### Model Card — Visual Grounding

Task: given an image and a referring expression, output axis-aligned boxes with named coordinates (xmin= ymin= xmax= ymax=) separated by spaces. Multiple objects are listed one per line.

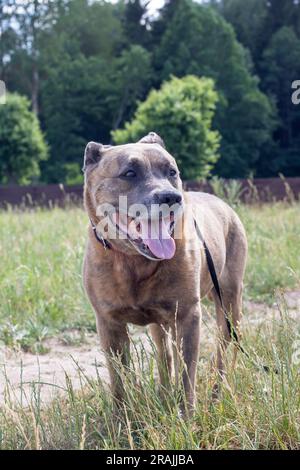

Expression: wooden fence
xmin=0 ymin=178 xmax=299 ymax=208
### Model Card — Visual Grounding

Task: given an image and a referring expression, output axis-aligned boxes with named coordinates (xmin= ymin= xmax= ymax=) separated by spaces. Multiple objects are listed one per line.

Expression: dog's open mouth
xmin=110 ymin=212 xmax=176 ymax=261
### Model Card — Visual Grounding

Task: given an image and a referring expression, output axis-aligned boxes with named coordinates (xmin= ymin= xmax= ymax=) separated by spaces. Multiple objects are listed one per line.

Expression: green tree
xmin=215 ymin=0 xmax=300 ymax=68
xmin=0 ymin=1 xmax=18 ymax=81
xmin=112 ymin=75 xmax=220 ymax=180
xmin=259 ymin=27 xmax=300 ymax=176
xmin=214 ymin=0 xmax=300 ymax=176
xmin=123 ymin=0 xmax=150 ymax=47
xmin=112 ymin=45 xmax=153 ymax=131
xmin=39 ymin=0 xmax=153 ymax=182
xmin=3 ymin=0 xmax=67 ymax=115
xmin=41 ymin=56 xmax=116 ymax=182
xmin=215 ymin=0 xmax=268 ymax=67
xmin=266 ymin=0 xmax=298 ymax=36
xmin=42 ymin=0 xmax=124 ymax=61
xmin=153 ymin=0 xmax=275 ymax=177
xmin=150 ymin=0 xmax=181 ymax=51
xmin=0 ymin=93 xmax=48 ymax=183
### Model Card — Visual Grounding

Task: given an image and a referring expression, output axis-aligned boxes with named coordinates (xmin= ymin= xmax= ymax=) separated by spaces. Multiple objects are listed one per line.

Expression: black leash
xmin=202 ymin=238 xmax=241 ymax=346
xmin=194 ymin=219 xmax=276 ymax=375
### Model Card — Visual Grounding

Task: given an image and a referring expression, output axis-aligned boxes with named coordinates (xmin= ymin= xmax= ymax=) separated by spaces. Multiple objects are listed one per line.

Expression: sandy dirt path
xmin=1 ymin=290 xmax=299 ymax=406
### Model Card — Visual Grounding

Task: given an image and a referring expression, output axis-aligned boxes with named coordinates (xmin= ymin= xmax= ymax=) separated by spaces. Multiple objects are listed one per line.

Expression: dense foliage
xmin=216 ymin=0 xmax=300 ymax=177
xmin=0 ymin=0 xmax=299 ymax=183
xmin=0 ymin=93 xmax=48 ymax=184
xmin=113 ymin=75 xmax=220 ymax=179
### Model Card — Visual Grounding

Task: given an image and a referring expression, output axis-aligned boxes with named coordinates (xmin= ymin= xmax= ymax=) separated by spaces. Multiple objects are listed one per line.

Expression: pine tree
xmin=123 ymin=0 xmax=150 ymax=47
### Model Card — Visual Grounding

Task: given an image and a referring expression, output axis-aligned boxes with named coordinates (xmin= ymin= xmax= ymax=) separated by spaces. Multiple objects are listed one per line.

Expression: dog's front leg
xmin=175 ymin=306 xmax=201 ymax=415
xmin=96 ymin=315 xmax=130 ymax=403
xmin=150 ymin=323 xmax=172 ymax=388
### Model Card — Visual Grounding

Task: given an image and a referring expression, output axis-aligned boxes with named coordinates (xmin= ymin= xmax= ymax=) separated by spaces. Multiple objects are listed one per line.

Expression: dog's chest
xmin=107 ymin=259 xmax=177 ymax=325
xmin=110 ymin=301 xmax=175 ymax=326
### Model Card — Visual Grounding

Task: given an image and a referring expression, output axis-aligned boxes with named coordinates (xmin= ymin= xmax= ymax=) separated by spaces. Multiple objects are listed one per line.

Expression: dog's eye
xmin=121 ymin=169 xmax=136 ymax=178
xmin=169 ymin=168 xmax=177 ymax=177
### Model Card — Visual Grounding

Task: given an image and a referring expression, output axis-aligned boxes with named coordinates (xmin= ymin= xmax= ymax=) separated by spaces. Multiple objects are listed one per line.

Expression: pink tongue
xmin=140 ymin=218 xmax=176 ymax=260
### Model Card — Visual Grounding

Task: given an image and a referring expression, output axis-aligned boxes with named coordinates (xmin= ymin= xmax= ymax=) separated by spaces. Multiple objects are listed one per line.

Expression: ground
xmin=0 ymin=202 xmax=299 ymax=449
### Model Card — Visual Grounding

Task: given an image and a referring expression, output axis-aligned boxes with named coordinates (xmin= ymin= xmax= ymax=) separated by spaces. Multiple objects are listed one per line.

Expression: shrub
xmin=0 ymin=93 xmax=48 ymax=184
xmin=112 ymin=75 xmax=220 ymax=180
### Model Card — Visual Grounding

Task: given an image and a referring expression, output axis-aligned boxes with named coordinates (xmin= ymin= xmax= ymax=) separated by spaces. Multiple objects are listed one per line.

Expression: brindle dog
xmin=82 ymin=132 xmax=247 ymax=414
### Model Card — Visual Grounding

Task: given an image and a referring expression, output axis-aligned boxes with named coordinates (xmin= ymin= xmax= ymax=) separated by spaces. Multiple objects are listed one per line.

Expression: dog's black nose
xmin=154 ymin=191 xmax=182 ymax=206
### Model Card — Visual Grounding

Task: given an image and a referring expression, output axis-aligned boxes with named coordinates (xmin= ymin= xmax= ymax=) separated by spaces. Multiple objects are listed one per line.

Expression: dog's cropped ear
xmin=82 ymin=142 xmax=105 ymax=172
xmin=138 ymin=132 xmax=166 ymax=149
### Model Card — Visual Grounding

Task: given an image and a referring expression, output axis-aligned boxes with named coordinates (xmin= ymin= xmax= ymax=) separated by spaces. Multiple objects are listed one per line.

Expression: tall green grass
xmin=239 ymin=203 xmax=300 ymax=301
xmin=0 ymin=207 xmax=94 ymax=351
xmin=0 ymin=301 xmax=300 ymax=449
xmin=0 ymin=202 xmax=299 ymax=449
xmin=0 ymin=203 xmax=299 ymax=350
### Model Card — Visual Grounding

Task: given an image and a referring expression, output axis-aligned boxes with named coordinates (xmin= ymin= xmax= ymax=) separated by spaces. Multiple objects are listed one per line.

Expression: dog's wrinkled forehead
xmin=103 ymin=143 xmax=174 ymax=167
xmin=83 ymin=132 xmax=176 ymax=176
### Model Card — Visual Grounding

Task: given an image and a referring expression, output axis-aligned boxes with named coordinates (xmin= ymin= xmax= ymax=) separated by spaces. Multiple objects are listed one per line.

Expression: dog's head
xmin=83 ymin=133 xmax=184 ymax=261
